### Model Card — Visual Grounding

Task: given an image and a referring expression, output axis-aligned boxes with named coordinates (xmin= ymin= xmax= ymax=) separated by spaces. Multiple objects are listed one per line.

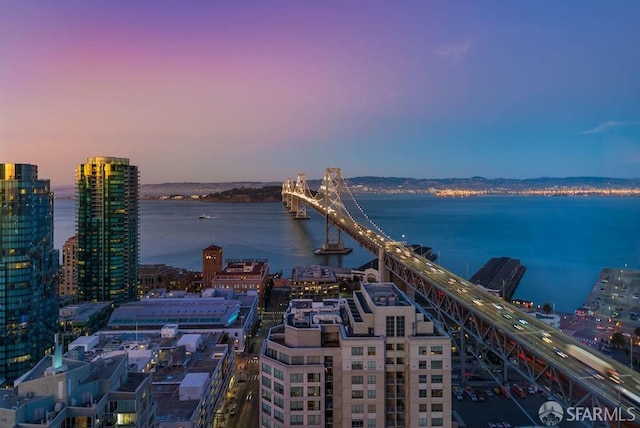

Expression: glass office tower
xmin=76 ymin=156 xmax=139 ymax=306
xmin=0 ymin=164 xmax=58 ymax=384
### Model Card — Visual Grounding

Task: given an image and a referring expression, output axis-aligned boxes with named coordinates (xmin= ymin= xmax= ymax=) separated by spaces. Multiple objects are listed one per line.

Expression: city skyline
xmin=2 ymin=1 xmax=640 ymax=185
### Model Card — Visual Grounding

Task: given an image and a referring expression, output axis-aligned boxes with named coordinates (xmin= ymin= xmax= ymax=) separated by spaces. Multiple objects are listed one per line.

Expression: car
xmin=246 ymin=392 xmax=253 ymax=401
xmin=230 ymin=408 xmax=236 ymax=416
xmin=553 ymin=348 xmax=568 ymax=358
xmin=513 ymin=324 xmax=524 ymax=331
xmin=502 ymin=312 xmax=512 ymax=319
xmin=518 ymin=319 xmax=528 ymax=325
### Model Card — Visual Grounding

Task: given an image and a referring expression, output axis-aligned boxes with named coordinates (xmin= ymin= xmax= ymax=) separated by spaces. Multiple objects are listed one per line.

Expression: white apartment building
xmin=260 ymin=283 xmax=452 ymax=428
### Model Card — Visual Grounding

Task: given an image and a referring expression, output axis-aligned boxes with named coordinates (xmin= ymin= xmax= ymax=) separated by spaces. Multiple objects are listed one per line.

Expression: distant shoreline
xmin=52 ymin=176 xmax=640 ymax=200
xmin=54 ymin=187 xmax=640 ymax=201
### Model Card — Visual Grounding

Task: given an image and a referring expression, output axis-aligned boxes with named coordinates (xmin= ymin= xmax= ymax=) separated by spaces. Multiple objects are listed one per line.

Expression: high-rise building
xmin=59 ymin=235 xmax=78 ymax=297
xmin=261 ymin=283 xmax=452 ymax=428
xmin=76 ymin=156 xmax=139 ymax=305
xmin=0 ymin=164 xmax=58 ymax=384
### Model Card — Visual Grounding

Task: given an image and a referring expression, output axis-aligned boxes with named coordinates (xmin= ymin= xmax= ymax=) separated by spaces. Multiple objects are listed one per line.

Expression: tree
xmin=634 ymin=326 xmax=640 ymax=339
xmin=542 ymin=303 xmax=553 ymax=315
xmin=611 ymin=332 xmax=626 ymax=349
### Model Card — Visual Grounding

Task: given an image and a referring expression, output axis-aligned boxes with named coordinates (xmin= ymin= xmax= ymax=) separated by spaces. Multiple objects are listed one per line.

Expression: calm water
xmin=54 ymin=194 xmax=640 ymax=312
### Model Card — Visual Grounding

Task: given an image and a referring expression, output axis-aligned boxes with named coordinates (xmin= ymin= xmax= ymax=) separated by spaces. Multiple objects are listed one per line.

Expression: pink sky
xmin=2 ymin=1 xmax=639 ymax=184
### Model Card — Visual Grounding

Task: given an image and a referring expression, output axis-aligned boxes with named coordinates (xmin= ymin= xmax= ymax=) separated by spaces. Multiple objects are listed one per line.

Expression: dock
xmin=468 ymin=257 xmax=526 ymax=300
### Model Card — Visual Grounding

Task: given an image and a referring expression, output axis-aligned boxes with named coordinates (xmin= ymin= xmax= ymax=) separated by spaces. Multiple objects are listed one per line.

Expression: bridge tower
xmin=281 ymin=178 xmax=294 ymax=209
xmin=315 ymin=167 xmax=352 ymax=255
xmin=290 ymin=173 xmax=310 ymax=219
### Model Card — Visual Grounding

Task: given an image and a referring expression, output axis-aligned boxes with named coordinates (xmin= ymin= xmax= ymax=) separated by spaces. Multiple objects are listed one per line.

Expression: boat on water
xmin=199 ymin=214 xmax=212 ymax=219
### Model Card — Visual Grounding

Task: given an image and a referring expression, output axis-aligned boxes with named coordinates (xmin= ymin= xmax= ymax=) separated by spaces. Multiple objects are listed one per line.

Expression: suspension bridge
xmin=282 ymin=167 xmax=640 ymax=420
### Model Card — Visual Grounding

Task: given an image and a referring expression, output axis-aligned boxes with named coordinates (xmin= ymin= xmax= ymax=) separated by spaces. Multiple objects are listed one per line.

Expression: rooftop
xmin=363 ymin=283 xmax=411 ymax=307
xmin=107 ymin=295 xmax=254 ymax=329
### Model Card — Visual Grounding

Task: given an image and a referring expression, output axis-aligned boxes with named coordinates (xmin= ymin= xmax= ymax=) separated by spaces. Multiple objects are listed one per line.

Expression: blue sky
xmin=1 ymin=1 xmax=639 ymax=184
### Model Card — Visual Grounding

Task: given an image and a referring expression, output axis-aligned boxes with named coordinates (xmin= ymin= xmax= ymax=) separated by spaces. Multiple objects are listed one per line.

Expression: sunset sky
xmin=2 ymin=1 xmax=639 ymax=185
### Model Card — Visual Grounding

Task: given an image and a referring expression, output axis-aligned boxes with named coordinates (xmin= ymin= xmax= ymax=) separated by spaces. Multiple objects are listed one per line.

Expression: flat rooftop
xmin=107 ymin=297 xmax=250 ymax=329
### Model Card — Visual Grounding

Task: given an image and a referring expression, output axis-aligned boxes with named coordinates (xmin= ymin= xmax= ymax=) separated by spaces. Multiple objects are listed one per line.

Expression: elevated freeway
xmin=282 ymin=168 xmax=640 ymax=421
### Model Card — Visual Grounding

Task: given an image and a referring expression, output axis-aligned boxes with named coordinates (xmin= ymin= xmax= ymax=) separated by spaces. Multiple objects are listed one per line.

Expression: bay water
xmin=53 ymin=194 xmax=640 ymax=313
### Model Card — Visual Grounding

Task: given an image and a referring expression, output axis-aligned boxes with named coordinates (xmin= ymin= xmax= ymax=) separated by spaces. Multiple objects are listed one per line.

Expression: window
xmin=262 ymin=363 xmax=272 ymax=374
xmin=274 ymin=395 xmax=284 ymax=409
xmin=432 ymin=418 xmax=444 ymax=426
xmin=290 ymin=415 xmax=304 ymax=425
xmin=352 ymin=347 xmax=364 ymax=356
xmin=367 ymin=347 xmax=376 ymax=356
xmin=367 ymin=419 xmax=376 ymax=428
xmin=262 ymin=389 xmax=272 ymax=402
xmin=419 ymin=389 xmax=427 ymax=398
xmin=292 ymin=355 xmax=304 ymax=365
xmin=367 ymin=361 xmax=376 ymax=370
xmin=290 ymin=386 xmax=303 ymax=397
xmin=308 ymin=372 xmax=320 ymax=382
xmin=419 ymin=403 xmax=427 ymax=412
xmin=386 ymin=317 xmax=395 ymax=337
xmin=430 ymin=345 xmax=443 ymax=355
xmin=352 ymin=375 xmax=364 ymax=385
xmin=352 ymin=404 xmax=364 ymax=414
xmin=262 ymin=402 xmax=272 ymax=416
xmin=367 ymin=390 xmax=376 ymax=399
xmin=396 ymin=357 xmax=404 ymax=364
xmin=431 ymin=360 xmax=443 ymax=369
xmin=367 ymin=404 xmax=376 ymax=413
xmin=274 ymin=382 xmax=284 ymax=394
xmin=308 ymin=415 xmax=321 ymax=426
xmin=419 ymin=418 xmax=428 ymax=427
xmin=432 ymin=403 xmax=443 ymax=412
xmin=274 ymin=368 xmax=284 ymax=380
xmin=352 ymin=421 xmax=364 ymax=428
xmin=308 ymin=400 xmax=320 ymax=411
xmin=386 ymin=343 xmax=394 ymax=351
xmin=396 ymin=316 xmax=405 ymax=336
xmin=290 ymin=373 xmax=303 ymax=383
xmin=418 ymin=346 xmax=427 ymax=355
xmin=308 ymin=355 xmax=321 ymax=364
xmin=290 ymin=401 xmax=303 ymax=411
xmin=396 ymin=343 xmax=404 ymax=351
xmin=419 ymin=374 xmax=427 ymax=383
xmin=431 ymin=374 xmax=443 ymax=384
xmin=308 ymin=386 xmax=320 ymax=397
xmin=367 ymin=375 xmax=376 ymax=384
xmin=274 ymin=409 xmax=284 ymax=423
xmin=352 ymin=390 xmax=364 ymax=399
xmin=431 ymin=389 xmax=444 ymax=398
xmin=352 ymin=361 xmax=363 ymax=370
xmin=262 ymin=377 xmax=272 ymax=388
xmin=419 ymin=361 xmax=427 ymax=370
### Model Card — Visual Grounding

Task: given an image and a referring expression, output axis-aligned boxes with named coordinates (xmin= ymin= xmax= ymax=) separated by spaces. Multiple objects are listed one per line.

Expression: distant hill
xmin=52 ymin=176 xmax=640 ymax=199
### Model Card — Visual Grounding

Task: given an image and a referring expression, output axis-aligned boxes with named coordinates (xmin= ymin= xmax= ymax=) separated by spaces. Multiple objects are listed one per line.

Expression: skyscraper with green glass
xmin=76 ymin=156 xmax=139 ymax=306
xmin=0 ymin=164 xmax=58 ymax=384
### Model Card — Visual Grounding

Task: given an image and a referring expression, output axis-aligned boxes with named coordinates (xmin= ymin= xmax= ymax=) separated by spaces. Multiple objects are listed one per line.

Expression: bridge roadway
xmin=283 ymin=185 xmax=640 ymax=419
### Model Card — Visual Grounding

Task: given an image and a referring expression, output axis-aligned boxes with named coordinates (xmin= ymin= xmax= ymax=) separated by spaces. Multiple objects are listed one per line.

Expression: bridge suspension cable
xmin=340 ymin=177 xmax=393 ymax=241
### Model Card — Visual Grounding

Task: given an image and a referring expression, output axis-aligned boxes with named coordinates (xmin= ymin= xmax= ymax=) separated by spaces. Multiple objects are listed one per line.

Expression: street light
xmin=622 ymin=332 xmax=633 ymax=369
